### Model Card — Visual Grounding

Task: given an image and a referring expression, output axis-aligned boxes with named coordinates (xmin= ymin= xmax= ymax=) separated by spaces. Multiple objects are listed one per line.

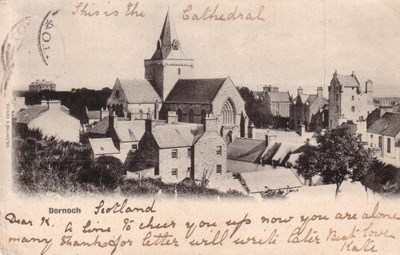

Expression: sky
xmin=3 ymin=0 xmax=400 ymax=97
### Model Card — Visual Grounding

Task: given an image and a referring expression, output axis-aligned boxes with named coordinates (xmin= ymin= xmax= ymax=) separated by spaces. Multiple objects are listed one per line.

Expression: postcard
xmin=1 ymin=0 xmax=400 ymax=254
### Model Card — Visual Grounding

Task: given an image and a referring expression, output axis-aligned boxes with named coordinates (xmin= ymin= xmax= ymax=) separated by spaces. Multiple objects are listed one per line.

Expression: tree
xmin=237 ymin=87 xmax=274 ymax=128
xmin=84 ymin=156 xmax=124 ymax=192
xmin=296 ymin=143 xmax=320 ymax=186
xmin=296 ymin=126 xmax=374 ymax=196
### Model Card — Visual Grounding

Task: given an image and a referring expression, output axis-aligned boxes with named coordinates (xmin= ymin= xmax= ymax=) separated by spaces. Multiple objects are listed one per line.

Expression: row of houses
xmin=257 ymin=71 xmax=375 ymax=134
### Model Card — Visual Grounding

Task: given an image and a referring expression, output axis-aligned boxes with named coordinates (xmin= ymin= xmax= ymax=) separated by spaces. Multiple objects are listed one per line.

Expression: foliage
xmin=362 ymin=159 xmax=400 ymax=195
xmin=13 ymin=87 xmax=112 ymax=123
xmin=81 ymin=156 xmax=124 ymax=192
xmin=121 ymin=177 xmax=248 ymax=198
xmin=296 ymin=126 xmax=374 ymax=196
xmin=14 ymin=129 xmax=92 ymax=194
xmin=260 ymin=187 xmax=297 ymax=199
xmin=237 ymin=87 xmax=274 ymax=128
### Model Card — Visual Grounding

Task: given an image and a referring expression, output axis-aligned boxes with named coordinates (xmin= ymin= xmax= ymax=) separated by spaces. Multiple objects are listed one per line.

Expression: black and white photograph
xmin=1 ymin=0 xmax=400 ymax=254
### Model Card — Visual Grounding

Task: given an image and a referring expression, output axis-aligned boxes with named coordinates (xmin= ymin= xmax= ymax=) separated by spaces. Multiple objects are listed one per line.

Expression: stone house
xmin=263 ymin=85 xmax=291 ymax=118
xmin=125 ymin=113 xmax=227 ymax=183
xmin=367 ymin=112 xmax=400 ymax=166
xmin=328 ymin=71 xmax=374 ymax=128
xmin=14 ymin=100 xmax=80 ymax=142
xmin=290 ymin=87 xmax=328 ymax=131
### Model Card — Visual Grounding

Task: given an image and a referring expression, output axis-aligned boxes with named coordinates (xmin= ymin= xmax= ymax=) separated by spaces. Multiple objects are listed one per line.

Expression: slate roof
xmin=240 ymin=168 xmax=303 ymax=193
xmin=227 ymin=138 xmax=266 ymax=163
xmin=89 ymin=116 xmax=110 ymax=135
xmin=116 ymin=79 xmax=162 ymax=104
xmin=14 ymin=105 xmax=69 ymax=124
xmin=165 ymin=78 xmax=226 ymax=103
xmin=267 ymin=91 xmax=290 ymax=102
xmin=261 ymin=142 xmax=281 ymax=161
xmin=86 ymin=110 xmax=101 ymax=120
xmin=337 ymin=75 xmax=360 ymax=87
xmin=367 ymin=112 xmax=400 ymax=137
xmin=340 ymin=122 xmax=358 ymax=134
xmin=152 ymin=123 xmax=204 ymax=148
xmin=307 ymin=94 xmax=318 ymax=104
xmin=14 ymin=105 xmax=48 ymax=123
xmin=89 ymin=138 xmax=119 ymax=155
xmin=114 ymin=120 xmax=146 ymax=142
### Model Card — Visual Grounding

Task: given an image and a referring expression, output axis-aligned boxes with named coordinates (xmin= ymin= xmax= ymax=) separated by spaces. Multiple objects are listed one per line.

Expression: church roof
xmin=117 ymin=79 xmax=161 ymax=104
xmin=165 ymin=78 xmax=226 ymax=103
xmin=150 ymin=11 xmax=189 ymax=60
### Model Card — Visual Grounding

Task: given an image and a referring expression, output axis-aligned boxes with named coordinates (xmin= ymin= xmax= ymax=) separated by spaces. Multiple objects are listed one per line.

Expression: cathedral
xmin=107 ymin=11 xmax=248 ymax=142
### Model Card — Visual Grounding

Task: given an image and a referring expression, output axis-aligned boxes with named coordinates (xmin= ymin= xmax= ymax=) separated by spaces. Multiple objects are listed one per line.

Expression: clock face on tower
xmin=172 ymin=39 xmax=180 ymax=50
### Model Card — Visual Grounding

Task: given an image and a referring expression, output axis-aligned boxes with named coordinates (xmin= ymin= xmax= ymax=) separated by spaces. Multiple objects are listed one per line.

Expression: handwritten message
xmin=3 ymin=198 xmax=400 ymax=255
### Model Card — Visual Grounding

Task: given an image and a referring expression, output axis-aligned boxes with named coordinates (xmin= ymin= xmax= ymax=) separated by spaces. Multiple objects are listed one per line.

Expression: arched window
xmin=221 ymin=98 xmax=236 ymax=124
xmin=201 ymin=110 xmax=207 ymax=125
xmin=189 ymin=109 xmax=194 ymax=123
xmin=177 ymin=109 xmax=183 ymax=122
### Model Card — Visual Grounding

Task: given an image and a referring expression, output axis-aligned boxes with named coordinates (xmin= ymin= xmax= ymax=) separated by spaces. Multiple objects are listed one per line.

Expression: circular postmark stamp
xmin=37 ymin=9 xmax=61 ymax=66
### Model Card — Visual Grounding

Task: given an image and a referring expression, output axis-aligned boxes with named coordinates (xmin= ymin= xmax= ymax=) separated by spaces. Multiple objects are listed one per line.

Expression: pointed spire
xmin=151 ymin=10 xmax=188 ymax=60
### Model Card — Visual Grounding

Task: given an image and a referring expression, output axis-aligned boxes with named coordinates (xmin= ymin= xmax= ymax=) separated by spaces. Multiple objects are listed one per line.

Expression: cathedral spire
xmin=151 ymin=10 xmax=187 ymax=60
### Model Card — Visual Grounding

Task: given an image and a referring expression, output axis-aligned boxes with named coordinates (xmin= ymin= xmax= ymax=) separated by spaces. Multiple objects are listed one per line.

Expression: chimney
xmin=168 ymin=111 xmax=177 ymax=124
xmin=351 ymin=71 xmax=355 ymax=77
xmin=145 ymin=118 xmax=152 ymax=133
xmin=365 ymin=80 xmax=373 ymax=94
xmin=300 ymin=124 xmax=305 ymax=137
xmin=109 ymin=110 xmax=118 ymax=129
xmin=204 ymin=113 xmax=218 ymax=133
xmin=154 ymin=100 xmax=159 ymax=120
xmin=317 ymin=87 xmax=323 ymax=98
xmin=297 ymin=87 xmax=303 ymax=95
xmin=273 ymin=87 xmax=279 ymax=92
xmin=248 ymin=122 xmax=254 ymax=138
xmin=100 ymin=107 xmax=109 ymax=120
xmin=48 ymin=100 xmax=61 ymax=110
xmin=40 ymin=100 xmax=48 ymax=106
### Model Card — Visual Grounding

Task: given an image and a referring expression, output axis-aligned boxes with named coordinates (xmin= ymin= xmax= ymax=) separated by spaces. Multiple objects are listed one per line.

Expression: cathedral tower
xmin=144 ymin=11 xmax=194 ymax=101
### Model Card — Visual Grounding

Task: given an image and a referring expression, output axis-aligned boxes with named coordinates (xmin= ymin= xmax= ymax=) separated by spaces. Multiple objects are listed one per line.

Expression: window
xmin=336 ymin=95 xmax=339 ymax=101
xmin=222 ymin=98 xmax=236 ymax=124
xmin=171 ymin=149 xmax=178 ymax=158
xmin=276 ymin=103 xmax=280 ymax=109
xmin=178 ymin=68 xmax=181 ymax=75
xmin=216 ymin=165 xmax=222 ymax=174
xmin=336 ymin=106 xmax=339 ymax=113
xmin=351 ymin=106 xmax=355 ymax=112
xmin=131 ymin=144 xmax=138 ymax=150
xmin=189 ymin=110 xmax=194 ymax=123
xmin=352 ymin=96 xmax=354 ymax=101
xmin=171 ymin=168 xmax=178 ymax=177
xmin=370 ymin=134 xmax=373 ymax=139
xmin=216 ymin=146 xmax=222 ymax=156
xmin=387 ymin=138 xmax=391 ymax=153
xmin=187 ymin=167 xmax=191 ymax=176
xmin=378 ymin=136 xmax=382 ymax=149
xmin=187 ymin=148 xmax=191 ymax=158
